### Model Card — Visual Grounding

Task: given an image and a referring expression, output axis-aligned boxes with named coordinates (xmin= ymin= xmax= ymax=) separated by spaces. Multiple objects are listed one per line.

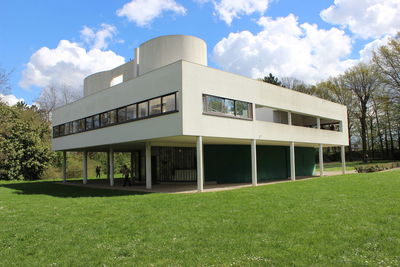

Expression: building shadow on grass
xmin=0 ymin=181 xmax=150 ymax=198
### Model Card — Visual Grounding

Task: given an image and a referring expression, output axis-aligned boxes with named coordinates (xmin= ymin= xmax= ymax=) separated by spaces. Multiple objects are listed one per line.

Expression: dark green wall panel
xmin=204 ymin=145 xmax=251 ymax=183
xmin=295 ymin=147 xmax=316 ymax=176
xmin=204 ymin=145 xmax=316 ymax=184
xmin=257 ymin=146 xmax=289 ymax=181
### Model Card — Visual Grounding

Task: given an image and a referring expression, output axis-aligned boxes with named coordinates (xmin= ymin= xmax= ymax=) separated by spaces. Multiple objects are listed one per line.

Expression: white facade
xmin=52 ymin=35 xmax=348 ymax=190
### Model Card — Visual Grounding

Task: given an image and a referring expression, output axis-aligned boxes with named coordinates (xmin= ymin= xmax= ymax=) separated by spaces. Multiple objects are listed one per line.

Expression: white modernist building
xmin=52 ymin=35 xmax=348 ymax=191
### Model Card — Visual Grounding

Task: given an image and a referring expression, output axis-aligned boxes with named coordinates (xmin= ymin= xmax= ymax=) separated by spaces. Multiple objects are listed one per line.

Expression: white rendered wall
xmin=52 ymin=61 xmax=183 ymax=151
xmin=138 ymin=35 xmax=207 ymax=76
xmin=181 ymin=61 xmax=348 ymax=146
xmin=84 ymin=61 xmax=136 ymax=97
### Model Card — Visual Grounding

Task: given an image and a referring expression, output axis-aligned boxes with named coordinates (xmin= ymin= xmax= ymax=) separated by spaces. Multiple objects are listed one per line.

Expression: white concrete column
xmin=130 ymin=152 xmax=134 ymax=180
xmin=288 ymin=112 xmax=292 ymax=125
xmin=145 ymin=143 xmax=152 ymax=190
xmin=106 ymin=151 xmax=110 ymax=180
xmin=251 ymin=139 xmax=257 ymax=186
xmin=83 ymin=151 xmax=88 ymax=184
xmin=62 ymin=151 xmax=67 ymax=182
xmin=196 ymin=136 xmax=204 ymax=192
xmin=317 ymin=117 xmax=321 ymax=129
xmin=341 ymin=145 xmax=346 ymax=174
xmin=109 ymin=148 xmax=114 ymax=186
xmin=319 ymin=144 xmax=324 ymax=177
xmin=290 ymin=142 xmax=296 ymax=181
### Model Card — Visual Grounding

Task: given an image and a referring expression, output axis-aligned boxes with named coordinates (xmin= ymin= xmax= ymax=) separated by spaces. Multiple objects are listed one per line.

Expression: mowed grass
xmin=1 ymin=171 xmax=400 ymax=266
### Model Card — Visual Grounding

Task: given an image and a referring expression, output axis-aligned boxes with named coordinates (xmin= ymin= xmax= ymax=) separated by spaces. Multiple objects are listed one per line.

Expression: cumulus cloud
xmin=0 ymin=94 xmax=25 ymax=106
xmin=213 ymin=14 xmax=354 ymax=84
xmin=358 ymin=35 xmax=391 ymax=62
xmin=117 ymin=0 xmax=186 ymax=26
xmin=198 ymin=0 xmax=270 ymax=25
xmin=19 ymin=40 xmax=125 ymax=95
xmin=320 ymin=0 xmax=400 ymax=39
xmin=80 ymin=23 xmax=117 ymax=50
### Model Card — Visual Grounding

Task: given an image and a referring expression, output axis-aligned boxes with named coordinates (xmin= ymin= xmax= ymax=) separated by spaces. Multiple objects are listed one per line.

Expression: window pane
xmin=53 ymin=126 xmax=59 ymax=137
xmin=202 ymin=95 xmax=207 ymax=112
xmin=86 ymin=117 xmax=93 ymax=130
xmin=118 ymin=107 xmax=127 ymax=123
xmin=78 ymin=119 xmax=85 ymax=132
xmin=72 ymin=121 xmax=79 ymax=133
xmin=100 ymin=112 xmax=108 ymax=126
xmin=138 ymin=102 xmax=148 ymax=118
xmin=149 ymin=98 xmax=161 ymax=115
xmin=235 ymin=101 xmax=250 ymax=118
xmin=224 ymin=99 xmax=235 ymax=115
xmin=207 ymin=96 xmax=224 ymax=113
xmin=64 ymin=123 xmax=70 ymax=135
xmin=93 ymin=115 xmax=100 ymax=128
xmin=59 ymin=124 xmax=65 ymax=136
xmin=162 ymin=94 xmax=176 ymax=113
xmin=109 ymin=110 xmax=117 ymax=124
xmin=127 ymin=104 xmax=137 ymax=120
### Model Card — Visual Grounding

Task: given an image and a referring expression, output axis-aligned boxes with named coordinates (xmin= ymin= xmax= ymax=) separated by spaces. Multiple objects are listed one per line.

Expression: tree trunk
xmin=384 ymin=127 xmax=389 ymax=159
xmin=369 ymin=116 xmax=375 ymax=159
xmin=397 ymin=125 xmax=400 ymax=151
xmin=373 ymin=102 xmax=384 ymax=159
xmin=360 ymin=102 xmax=368 ymax=163
xmin=386 ymin=110 xmax=394 ymax=158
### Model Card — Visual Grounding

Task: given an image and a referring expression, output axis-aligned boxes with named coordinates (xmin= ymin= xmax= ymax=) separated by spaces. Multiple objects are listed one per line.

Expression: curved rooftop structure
xmin=84 ymin=35 xmax=207 ymax=97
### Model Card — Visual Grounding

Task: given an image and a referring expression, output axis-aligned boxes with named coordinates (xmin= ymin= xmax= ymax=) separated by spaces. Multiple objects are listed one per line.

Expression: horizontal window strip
xmin=53 ymin=92 xmax=178 ymax=138
xmin=202 ymin=94 xmax=253 ymax=120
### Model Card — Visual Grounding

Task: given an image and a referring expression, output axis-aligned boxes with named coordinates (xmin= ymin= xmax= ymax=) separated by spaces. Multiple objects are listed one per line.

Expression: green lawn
xmin=1 ymin=171 xmax=399 ymax=266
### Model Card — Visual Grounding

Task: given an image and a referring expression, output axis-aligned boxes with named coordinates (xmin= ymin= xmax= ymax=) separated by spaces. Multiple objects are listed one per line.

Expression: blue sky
xmin=1 ymin=0 xmax=399 ymax=105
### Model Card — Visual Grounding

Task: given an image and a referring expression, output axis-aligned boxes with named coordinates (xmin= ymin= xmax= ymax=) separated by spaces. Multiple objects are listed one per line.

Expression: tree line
xmin=261 ymin=34 xmax=400 ymax=162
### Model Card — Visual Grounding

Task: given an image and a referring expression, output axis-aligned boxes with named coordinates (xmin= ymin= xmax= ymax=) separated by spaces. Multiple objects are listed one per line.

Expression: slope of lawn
xmin=0 ymin=171 xmax=399 ymax=266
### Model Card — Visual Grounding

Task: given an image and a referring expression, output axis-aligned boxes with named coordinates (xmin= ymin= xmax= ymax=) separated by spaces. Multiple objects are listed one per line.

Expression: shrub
xmin=355 ymin=162 xmax=400 ymax=173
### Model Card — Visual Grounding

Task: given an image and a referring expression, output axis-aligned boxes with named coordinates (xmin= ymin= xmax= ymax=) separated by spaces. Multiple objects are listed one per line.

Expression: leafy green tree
xmin=0 ymin=102 xmax=54 ymax=180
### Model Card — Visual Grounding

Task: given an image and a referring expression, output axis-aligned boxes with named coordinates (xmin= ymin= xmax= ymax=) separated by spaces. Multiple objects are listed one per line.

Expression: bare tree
xmin=35 ymin=84 xmax=81 ymax=122
xmin=317 ymin=76 xmax=357 ymax=160
xmin=342 ymin=63 xmax=381 ymax=162
xmin=373 ymin=33 xmax=400 ymax=100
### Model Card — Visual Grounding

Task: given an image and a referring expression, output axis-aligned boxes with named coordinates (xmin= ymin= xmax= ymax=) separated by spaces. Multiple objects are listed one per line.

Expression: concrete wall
xmin=181 ymin=61 xmax=348 ymax=146
xmin=52 ymin=61 xmax=183 ymax=151
xmin=138 ymin=35 xmax=207 ymax=76
xmin=84 ymin=61 xmax=136 ymax=97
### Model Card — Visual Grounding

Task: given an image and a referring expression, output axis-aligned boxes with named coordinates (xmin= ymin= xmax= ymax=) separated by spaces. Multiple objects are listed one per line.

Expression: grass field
xmin=1 ymin=171 xmax=399 ymax=266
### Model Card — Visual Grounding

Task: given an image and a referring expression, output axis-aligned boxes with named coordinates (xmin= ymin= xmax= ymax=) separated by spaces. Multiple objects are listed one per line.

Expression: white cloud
xmin=320 ymin=0 xmax=400 ymax=39
xmin=80 ymin=24 xmax=117 ymax=50
xmin=19 ymin=40 xmax=125 ymax=95
xmin=359 ymin=35 xmax=391 ymax=62
xmin=0 ymin=94 xmax=25 ymax=106
xmin=213 ymin=14 xmax=355 ymax=84
xmin=198 ymin=0 xmax=270 ymax=25
xmin=116 ymin=0 xmax=186 ymax=26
